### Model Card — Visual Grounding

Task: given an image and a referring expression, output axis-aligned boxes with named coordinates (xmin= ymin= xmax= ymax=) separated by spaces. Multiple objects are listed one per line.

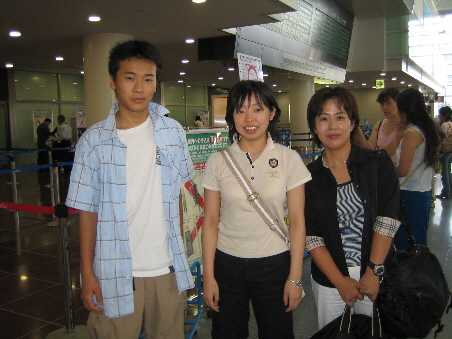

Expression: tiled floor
xmin=0 ymin=169 xmax=451 ymax=338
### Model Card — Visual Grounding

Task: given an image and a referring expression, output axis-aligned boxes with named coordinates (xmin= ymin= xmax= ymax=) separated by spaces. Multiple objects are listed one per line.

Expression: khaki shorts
xmin=88 ymin=272 xmax=187 ymax=339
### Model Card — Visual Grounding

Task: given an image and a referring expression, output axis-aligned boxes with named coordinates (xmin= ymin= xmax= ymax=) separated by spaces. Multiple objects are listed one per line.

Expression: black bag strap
xmin=339 ymin=303 xmax=384 ymax=338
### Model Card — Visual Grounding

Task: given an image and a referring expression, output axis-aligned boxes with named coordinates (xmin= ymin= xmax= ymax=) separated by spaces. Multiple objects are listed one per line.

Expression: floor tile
xmin=0 ymin=274 xmax=56 ymax=306
xmin=0 ymin=308 xmax=54 ymax=339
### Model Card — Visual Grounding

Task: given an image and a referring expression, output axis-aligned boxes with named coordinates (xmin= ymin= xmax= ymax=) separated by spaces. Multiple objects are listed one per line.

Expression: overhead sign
xmin=237 ymin=53 xmax=264 ymax=82
xmin=375 ymin=80 xmax=385 ymax=89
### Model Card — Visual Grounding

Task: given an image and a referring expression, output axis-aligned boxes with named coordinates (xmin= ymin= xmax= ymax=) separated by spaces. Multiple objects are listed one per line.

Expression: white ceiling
xmin=1 ymin=0 xmax=452 ymax=93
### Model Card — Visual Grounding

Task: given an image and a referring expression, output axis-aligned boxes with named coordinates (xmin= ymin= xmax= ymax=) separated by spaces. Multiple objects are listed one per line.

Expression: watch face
xmin=374 ymin=266 xmax=385 ymax=276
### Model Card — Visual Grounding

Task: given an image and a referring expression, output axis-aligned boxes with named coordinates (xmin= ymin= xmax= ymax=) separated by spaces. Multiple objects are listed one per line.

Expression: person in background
xmin=36 ymin=118 xmax=52 ymax=167
xmin=202 ymin=80 xmax=311 ymax=339
xmin=194 ymin=115 xmax=204 ymax=128
xmin=304 ymin=86 xmax=401 ymax=329
xmin=436 ymin=106 xmax=452 ymax=199
xmin=66 ymin=40 xmax=194 ymax=339
xmin=51 ymin=115 xmax=73 ymax=173
xmin=353 ymin=88 xmax=404 ymax=163
xmin=394 ymin=88 xmax=440 ymax=249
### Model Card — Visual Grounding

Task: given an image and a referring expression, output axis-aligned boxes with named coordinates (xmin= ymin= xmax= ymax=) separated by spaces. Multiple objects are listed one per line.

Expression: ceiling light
xmin=80 ymin=70 xmax=84 ymax=74
xmin=9 ymin=31 xmax=21 ymax=37
xmin=326 ymin=85 xmax=330 ymax=87
xmin=392 ymin=77 xmax=397 ymax=81
xmin=218 ymin=77 xmax=223 ymax=80
xmin=408 ymin=84 xmax=412 ymax=87
xmin=178 ymin=80 xmax=183 ymax=83
xmin=182 ymin=59 xmax=189 ymax=63
xmin=180 ymin=72 xmax=185 ymax=75
xmin=380 ymin=72 xmax=386 ymax=76
xmin=401 ymin=81 xmax=405 ymax=84
xmin=211 ymin=83 xmax=216 ymax=86
xmin=55 ymin=56 xmax=64 ymax=61
xmin=263 ymin=73 xmax=268 ymax=77
xmin=5 ymin=63 xmax=13 ymax=68
xmin=362 ymin=83 xmax=366 ymax=86
xmin=88 ymin=15 xmax=101 ymax=22
xmin=372 ymin=86 xmax=377 ymax=89
xmin=192 ymin=0 xmax=206 ymax=3
xmin=228 ymin=67 xmax=234 ymax=71
xmin=272 ymin=84 xmax=277 ymax=87
xmin=348 ymin=80 xmax=354 ymax=83
xmin=185 ymin=38 xmax=195 ymax=43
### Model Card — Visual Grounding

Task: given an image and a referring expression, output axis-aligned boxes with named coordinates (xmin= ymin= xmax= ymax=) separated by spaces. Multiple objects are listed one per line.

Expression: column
xmin=83 ymin=33 xmax=133 ymax=127
xmin=289 ymin=74 xmax=315 ymax=148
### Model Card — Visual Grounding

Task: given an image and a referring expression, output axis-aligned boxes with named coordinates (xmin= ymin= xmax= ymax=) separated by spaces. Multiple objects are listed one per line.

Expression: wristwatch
xmin=367 ymin=261 xmax=385 ymax=276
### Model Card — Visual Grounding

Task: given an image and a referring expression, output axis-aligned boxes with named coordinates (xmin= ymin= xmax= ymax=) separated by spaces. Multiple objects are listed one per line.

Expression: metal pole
xmin=53 ymin=160 xmax=60 ymax=205
xmin=55 ymin=203 xmax=75 ymax=333
xmin=9 ymin=155 xmax=21 ymax=255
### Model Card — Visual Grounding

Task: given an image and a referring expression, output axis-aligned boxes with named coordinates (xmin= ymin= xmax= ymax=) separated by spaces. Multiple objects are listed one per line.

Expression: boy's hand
xmin=81 ymin=272 xmax=104 ymax=313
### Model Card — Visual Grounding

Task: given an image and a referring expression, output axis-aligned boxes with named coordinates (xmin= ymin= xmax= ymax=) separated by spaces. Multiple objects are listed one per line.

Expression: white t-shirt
xmin=201 ymin=138 xmax=311 ymax=258
xmin=117 ymin=117 xmax=171 ymax=277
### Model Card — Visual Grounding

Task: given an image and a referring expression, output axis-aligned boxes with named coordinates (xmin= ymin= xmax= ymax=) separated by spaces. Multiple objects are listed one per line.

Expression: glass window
xmin=15 ymin=71 xmax=58 ymax=101
xmin=164 ymin=83 xmax=185 ymax=104
xmin=60 ymin=74 xmax=85 ymax=101
xmin=186 ymin=85 xmax=205 ymax=105
xmin=165 ymin=105 xmax=186 ymax=126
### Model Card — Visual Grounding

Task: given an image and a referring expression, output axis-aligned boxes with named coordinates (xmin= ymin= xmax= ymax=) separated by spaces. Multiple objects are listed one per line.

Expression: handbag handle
xmin=339 ymin=303 xmax=384 ymax=338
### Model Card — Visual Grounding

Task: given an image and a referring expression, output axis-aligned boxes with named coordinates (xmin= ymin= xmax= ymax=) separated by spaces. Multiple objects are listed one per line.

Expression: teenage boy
xmin=66 ymin=40 xmax=194 ymax=339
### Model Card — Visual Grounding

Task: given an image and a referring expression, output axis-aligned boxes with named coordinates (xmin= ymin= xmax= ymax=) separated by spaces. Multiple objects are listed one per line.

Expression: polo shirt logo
xmin=156 ymin=147 xmax=161 ymax=165
xmin=269 ymin=158 xmax=278 ymax=168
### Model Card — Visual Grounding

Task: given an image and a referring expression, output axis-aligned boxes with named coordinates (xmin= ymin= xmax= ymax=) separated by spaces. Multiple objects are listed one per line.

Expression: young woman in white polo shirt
xmin=201 ymin=80 xmax=311 ymax=339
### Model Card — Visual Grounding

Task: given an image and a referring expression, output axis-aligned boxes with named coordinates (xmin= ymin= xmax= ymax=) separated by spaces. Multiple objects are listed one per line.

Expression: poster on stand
xmin=237 ymin=53 xmax=264 ymax=82
xmin=197 ymin=109 xmax=209 ymax=127
xmin=33 ymin=109 xmax=53 ymax=142
xmin=182 ymin=130 xmax=229 ymax=267
xmin=75 ymin=107 xmax=86 ymax=139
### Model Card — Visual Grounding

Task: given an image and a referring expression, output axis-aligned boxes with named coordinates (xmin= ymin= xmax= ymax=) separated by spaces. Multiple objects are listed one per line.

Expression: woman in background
xmin=201 ymin=80 xmax=311 ymax=338
xmin=436 ymin=106 xmax=452 ymax=199
xmin=394 ymin=88 xmax=440 ymax=249
xmin=304 ymin=86 xmax=401 ymax=329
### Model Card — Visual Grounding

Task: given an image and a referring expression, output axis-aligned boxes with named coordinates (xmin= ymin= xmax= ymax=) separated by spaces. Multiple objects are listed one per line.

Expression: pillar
xmin=83 ymin=33 xmax=133 ymax=127
xmin=289 ymin=74 xmax=315 ymax=148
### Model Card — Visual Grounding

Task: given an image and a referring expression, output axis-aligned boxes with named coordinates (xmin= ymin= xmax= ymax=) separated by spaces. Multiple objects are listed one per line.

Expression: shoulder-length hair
xmin=397 ymin=88 xmax=439 ymax=168
xmin=376 ymin=87 xmax=400 ymax=104
xmin=225 ymin=80 xmax=281 ymax=143
xmin=307 ymin=86 xmax=360 ymax=147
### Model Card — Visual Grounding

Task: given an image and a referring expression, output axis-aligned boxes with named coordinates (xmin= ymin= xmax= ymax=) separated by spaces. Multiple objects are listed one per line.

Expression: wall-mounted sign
xmin=237 ymin=53 xmax=264 ymax=82
xmin=375 ymin=80 xmax=385 ymax=89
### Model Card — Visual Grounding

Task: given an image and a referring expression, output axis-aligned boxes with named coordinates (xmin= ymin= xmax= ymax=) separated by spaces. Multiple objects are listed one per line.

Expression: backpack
xmin=369 ymin=150 xmax=452 ymax=338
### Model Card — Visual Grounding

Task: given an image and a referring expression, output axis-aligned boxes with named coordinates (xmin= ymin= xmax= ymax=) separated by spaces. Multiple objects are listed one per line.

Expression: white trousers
xmin=311 ymin=266 xmax=373 ymax=329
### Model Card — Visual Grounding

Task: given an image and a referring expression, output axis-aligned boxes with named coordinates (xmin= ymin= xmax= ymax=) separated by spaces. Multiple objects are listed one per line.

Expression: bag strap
xmin=220 ymin=149 xmax=289 ymax=245
xmin=339 ymin=304 xmax=384 ymax=338
xmin=399 ymin=161 xmax=423 ymax=188
xmin=375 ymin=119 xmax=384 ymax=148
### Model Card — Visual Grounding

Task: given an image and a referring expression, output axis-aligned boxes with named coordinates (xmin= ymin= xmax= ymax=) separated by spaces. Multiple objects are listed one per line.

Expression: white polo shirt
xmin=201 ymin=138 xmax=311 ymax=258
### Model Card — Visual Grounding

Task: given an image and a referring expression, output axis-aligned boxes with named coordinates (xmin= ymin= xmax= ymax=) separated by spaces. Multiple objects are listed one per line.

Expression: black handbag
xmin=310 ymin=303 xmax=388 ymax=339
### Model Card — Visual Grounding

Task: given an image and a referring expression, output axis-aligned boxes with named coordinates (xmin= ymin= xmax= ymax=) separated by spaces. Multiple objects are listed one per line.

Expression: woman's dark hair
xmin=397 ymin=88 xmax=439 ymax=168
xmin=376 ymin=87 xmax=400 ymax=104
xmin=108 ymin=40 xmax=163 ymax=82
xmin=225 ymin=80 xmax=281 ymax=143
xmin=307 ymin=86 xmax=360 ymax=147
xmin=439 ymin=106 xmax=452 ymax=122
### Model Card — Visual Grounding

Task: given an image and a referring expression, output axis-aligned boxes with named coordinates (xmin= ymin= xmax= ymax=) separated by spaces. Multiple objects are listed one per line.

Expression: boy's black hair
xmin=108 ymin=40 xmax=162 ymax=82
xmin=225 ymin=80 xmax=281 ymax=143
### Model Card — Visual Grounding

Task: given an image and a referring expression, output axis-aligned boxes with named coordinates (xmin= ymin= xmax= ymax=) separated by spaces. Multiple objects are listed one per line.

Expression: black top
xmin=36 ymin=122 xmax=51 ymax=146
xmin=305 ymin=144 xmax=400 ymax=288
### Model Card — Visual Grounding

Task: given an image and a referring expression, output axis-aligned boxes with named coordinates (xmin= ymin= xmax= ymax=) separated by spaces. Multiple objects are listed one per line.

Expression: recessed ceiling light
xmin=380 ymin=72 xmax=386 ymax=76
xmin=218 ymin=77 xmax=223 ymax=80
xmin=272 ymin=84 xmax=277 ymax=87
xmin=72 ymin=83 xmax=77 ymax=85
xmin=348 ymin=80 xmax=354 ymax=83
xmin=88 ymin=15 xmax=101 ymax=22
xmin=408 ymin=84 xmax=412 ymax=87
xmin=362 ymin=83 xmax=366 ymax=86
xmin=263 ymin=73 xmax=268 ymax=77
xmin=180 ymin=72 xmax=185 ymax=75
xmin=211 ymin=83 xmax=216 ymax=86
xmin=80 ymin=70 xmax=84 ymax=74
xmin=372 ymin=86 xmax=377 ymax=89
xmin=228 ymin=67 xmax=234 ymax=71
xmin=392 ymin=77 xmax=397 ymax=81
xmin=9 ymin=31 xmax=21 ymax=37
xmin=401 ymin=81 xmax=405 ymax=84
xmin=5 ymin=63 xmax=13 ymax=68
xmin=55 ymin=56 xmax=64 ymax=61
xmin=192 ymin=0 xmax=206 ymax=3
xmin=326 ymin=85 xmax=330 ymax=87
xmin=187 ymin=85 xmax=191 ymax=88
xmin=185 ymin=38 xmax=195 ymax=43
xmin=182 ymin=59 xmax=189 ymax=63
xmin=178 ymin=80 xmax=183 ymax=83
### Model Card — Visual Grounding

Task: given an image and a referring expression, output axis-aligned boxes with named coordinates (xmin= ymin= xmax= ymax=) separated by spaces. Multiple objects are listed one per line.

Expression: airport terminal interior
xmin=1 ymin=0 xmax=452 ymax=338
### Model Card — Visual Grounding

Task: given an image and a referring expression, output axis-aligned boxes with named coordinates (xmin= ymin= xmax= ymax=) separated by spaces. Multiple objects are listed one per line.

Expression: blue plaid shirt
xmin=66 ymin=102 xmax=195 ymax=318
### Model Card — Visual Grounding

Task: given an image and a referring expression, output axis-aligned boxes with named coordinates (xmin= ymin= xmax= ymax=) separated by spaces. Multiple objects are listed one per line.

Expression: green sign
xmin=376 ymin=80 xmax=385 ymax=89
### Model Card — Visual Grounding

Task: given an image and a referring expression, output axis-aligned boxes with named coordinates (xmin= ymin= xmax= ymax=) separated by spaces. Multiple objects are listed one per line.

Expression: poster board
xmin=182 ymin=129 xmax=229 ymax=266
